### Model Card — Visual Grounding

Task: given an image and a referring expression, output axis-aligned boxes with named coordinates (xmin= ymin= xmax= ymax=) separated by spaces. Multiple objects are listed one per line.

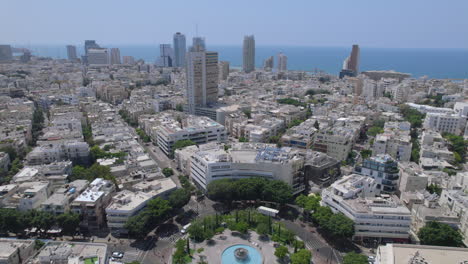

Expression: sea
xmin=17 ymin=45 xmax=468 ymax=79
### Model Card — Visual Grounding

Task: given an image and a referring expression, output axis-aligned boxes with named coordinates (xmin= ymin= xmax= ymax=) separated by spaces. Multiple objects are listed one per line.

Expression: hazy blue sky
xmin=3 ymin=0 xmax=468 ymax=48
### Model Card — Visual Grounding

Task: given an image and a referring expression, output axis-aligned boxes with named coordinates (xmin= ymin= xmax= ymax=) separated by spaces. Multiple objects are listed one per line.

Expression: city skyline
xmin=1 ymin=0 xmax=468 ymax=49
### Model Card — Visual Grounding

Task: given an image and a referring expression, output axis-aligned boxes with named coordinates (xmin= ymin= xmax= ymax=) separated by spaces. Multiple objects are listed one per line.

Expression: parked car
xmin=112 ymin=252 xmax=124 ymax=259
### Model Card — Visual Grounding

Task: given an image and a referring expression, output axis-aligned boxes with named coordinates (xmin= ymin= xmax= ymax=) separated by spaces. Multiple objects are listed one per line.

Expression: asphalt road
xmin=284 ymin=220 xmax=342 ymax=264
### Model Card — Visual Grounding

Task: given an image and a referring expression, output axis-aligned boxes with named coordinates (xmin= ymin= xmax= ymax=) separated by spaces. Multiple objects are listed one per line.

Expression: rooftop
xmin=378 ymin=243 xmax=468 ymax=264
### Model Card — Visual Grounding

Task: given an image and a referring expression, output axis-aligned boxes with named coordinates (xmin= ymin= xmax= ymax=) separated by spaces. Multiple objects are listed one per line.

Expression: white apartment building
xmin=190 ymin=143 xmax=305 ymax=194
xmin=277 ymin=53 xmax=287 ymax=72
xmin=322 ymin=174 xmax=411 ymax=243
xmin=106 ymin=178 xmax=176 ymax=234
xmin=0 ymin=239 xmax=35 ymax=264
xmin=2 ymin=181 xmax=51 ymax=211
xmin=281 ymin=118 xmax=318 ymax=149
xmin=26 ymin=140 xmax=90 ymax=165
xmin=40 ymin=180 xmax=89 ymax=215
xmin=373 ymin=129 xmax=412 ymax=162
xmin=376 ymin=244 xmax=468 ymax=264
xmin=439 ymin=190 xmax=468 ymax=246
xmin=70 ymin=178 xmax=115 ymax=231
xmin=398 ymin=162 xmax=428 ymax=193
xmin=406 ymin=103 xmax=454 ymax=115
xmin=419 ymin=130 xmax=454 ymax=162
xmin=156 ymin=115 xmax=227 ymax=156
xmin=454 ymin=102 xmax=468 ymax=117
xmin=423 ymin=112 xmax=466 ymax=135
xmin=312 ymin=126 xmax=356 ymax=161
xmin=355 ymin=155 xmax=400 ymax=194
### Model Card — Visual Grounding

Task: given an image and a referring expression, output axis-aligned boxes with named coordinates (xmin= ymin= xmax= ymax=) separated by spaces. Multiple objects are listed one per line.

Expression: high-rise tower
xmin=66 ymin=45 xmax=78 ymax=61
xmin=340 ymin=44 xmax=360 ymax=78
xmin=84 ymin=40 xmax=100 ymax=54
xmin=110 ymin=48 xmax=121 ymax=64
xmin=242 ymin=35 xmax=255 ymax=73
xmin=159 ymin=44 xmax=173 ymax=67
xmin=173 ymin=32 xmax=186 ymax=67
xmin=277 ymin=52 xmax=287 ymax=72
xmin=263 ymin=56 xmax=274 ymax=71
xmin=186 ymin=50 xmax=219 ymax=114
xmin=190 ymin=37 xmax=206 ymax=52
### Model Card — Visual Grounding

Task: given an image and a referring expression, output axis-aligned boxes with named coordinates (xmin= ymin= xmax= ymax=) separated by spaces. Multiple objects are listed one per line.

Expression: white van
xmin=181 ymin=223 xmax=191 ymax=234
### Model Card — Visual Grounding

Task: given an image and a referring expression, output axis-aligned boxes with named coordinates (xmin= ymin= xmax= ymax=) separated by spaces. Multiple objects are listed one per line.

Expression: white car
xmin=112 ymin=252 xmax=124 ymax=259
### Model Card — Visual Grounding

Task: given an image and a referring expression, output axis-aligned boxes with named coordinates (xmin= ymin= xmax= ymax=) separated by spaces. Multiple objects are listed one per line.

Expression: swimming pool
xmin=221 ymin=244 xmax=263 ymax=264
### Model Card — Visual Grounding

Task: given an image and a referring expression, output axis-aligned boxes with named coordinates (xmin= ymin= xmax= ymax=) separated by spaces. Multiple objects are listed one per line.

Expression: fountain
xmin=222 ymin=244 xmax=262 ymax=264
xmin=234 ymin=247 xmax=249 ymax=260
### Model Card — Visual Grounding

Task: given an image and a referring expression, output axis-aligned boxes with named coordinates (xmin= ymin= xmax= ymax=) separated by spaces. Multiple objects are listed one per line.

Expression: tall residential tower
xmin=340 ymin=44 xmax=360 ymax=78
xmin=66 ymin=45 xmax=78 ymax=61
xmin=110 ymin=48 xmax=121 ymax=64
xmin=159 ymin=44 xmax=173 ymax=67
xmin=186 ymin=49 xmax=219 ymax=114
xmin=242 ymin=35 xmax=255 ymax=73
xmin=277 ymin=52 xmax=287 ymax=72
xmin=173 ymin=32 xmax=186 ymax=67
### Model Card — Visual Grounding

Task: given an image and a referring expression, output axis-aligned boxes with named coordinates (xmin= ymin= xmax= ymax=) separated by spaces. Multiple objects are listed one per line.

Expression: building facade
xmin=355 ymin=155 xmax=400 ymax=194
xmin=242 ymin=35 xmax=255 ymax=73
xmin=322 ymin=174 xmax=411 ymax=243
xmin=173 ymin=32 xmax=186 ymax=67
xmin=66 ymin=45 xmax=78 ymax=61
xmin=186 ymin=50 xmax=219 ymax=114
xmin=110 ymin=48 xmax=121 ymax=64
xmin=277 ymin=52 xmax=287 ymax=72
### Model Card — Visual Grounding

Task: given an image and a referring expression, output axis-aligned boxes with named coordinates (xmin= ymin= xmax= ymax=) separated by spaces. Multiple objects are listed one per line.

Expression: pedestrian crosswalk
xmin=304 ymin=239 xmax=324 ymax=250
xmin=121 ymin=250 xmax=139 ymax=263
xmin=159 ymin=233 xmax=183 ymax=243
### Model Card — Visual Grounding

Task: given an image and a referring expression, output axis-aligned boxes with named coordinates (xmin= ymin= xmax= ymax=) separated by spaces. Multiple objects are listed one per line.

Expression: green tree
xmin=262 ymin=180 xmax=293 ymax=204
xmin=426 ymin=184 xmax=442 ymax=196
xmin=290 ymin=249 xmax=312 ymax=264
xmin=277 ymin=98 xmax=307 ymax=107
xmin=238 ymin=137 xmax=248 ymax=142
xmin=162 ymin=167 xmax=174 ymax=177
xmin=31 ymin=106 xmax=45 ymax=146
xmin=360 ymin=149 xmax=372 ymax=159
xmin=70 ymin=164 xmax=116 ymax=184
xmin=275 ymin=245 xmax=289 ymax=260
xmin=173 ymin=140 xmax=196 ymax=155
xmin=367 ymin=126 xmax=384 ymax=136
xmin=243 ymin=109 xmax=252 ymax=119
xmin=399 ymin=105 xmax=425 ymax=128
xmin=207 ymin=179 xmax=237 ymax=203
xmin=443 ymin=133 xmax=467 ymax=163
xmin=168 ymin=189 xmax=191 ymax=208
xmin=418 ymin=221 xmax=463 ymax=247
xmin=188 ymin=222 xmax=206 ymax=242
xmin=125 ymin=198 xmax=172 ymax=238
xmin=135 ymin=128 xmax=151 ymax=143
xmin=125 ymin=213 xmax=150 ymax=238
xmin=288 ymin=119 xmax=303 ymax=128
xmin=233 ymin=221 xmax=249 ymax=234
xmin=175 ymin=104 xmax=184 ymax=112
xmin=173 ymin=239 xmax=190 ymax=264
xmin=34 ymin=239 xmax=45 ymax=250
xmin=295 ymin=194 xmax=321 ymax=212
xmin=343 ymin=252 xmax=368 ymax=264
xmin=312 ymin=206 xmax=333 ymax=227
xmin=57 ymin=213 xmax=80 ymax=238
xmin=325 ymin=213 xmax=355 ymax=238
xmin=256 ymin=223 xmax=270 ymax=236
